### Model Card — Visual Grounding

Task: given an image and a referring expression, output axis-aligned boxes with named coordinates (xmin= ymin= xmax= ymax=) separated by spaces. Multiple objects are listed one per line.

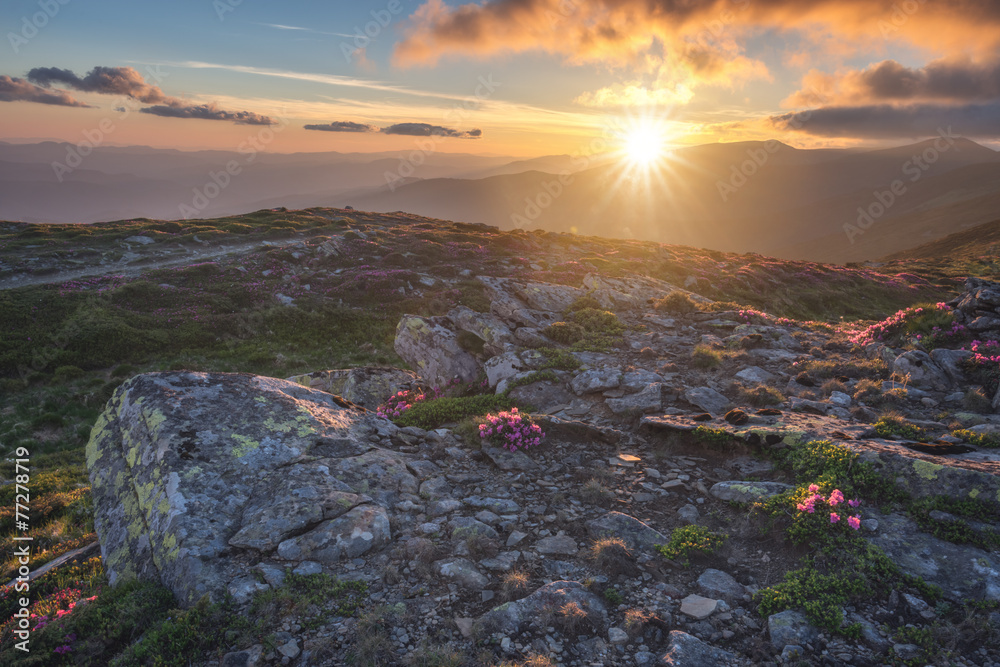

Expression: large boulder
xmin=394 ymin=315 xmax=482 ymax=388
xmin=86 ymin=372 xmax=404 ymax=607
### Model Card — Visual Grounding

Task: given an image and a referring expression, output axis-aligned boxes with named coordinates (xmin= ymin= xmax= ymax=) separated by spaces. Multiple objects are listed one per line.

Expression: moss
xmin=232 ymin=434 xmax=260 ymax=458
xmin=912 ymin=459 xmax=943 ymax=480
xmin=655 ymin=525 xmax=727 ymax=566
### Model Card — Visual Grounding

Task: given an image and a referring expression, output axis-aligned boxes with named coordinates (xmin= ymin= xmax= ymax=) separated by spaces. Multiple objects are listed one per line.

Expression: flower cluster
xmin=795 ymin=484 xmax=861 ymax=530
xmin=966 ymin=339 xmax=1000 ymax=365
xmin=375 ymin=378 xmax=464 ymax=420
xmin=850 ymin=306 xmax=923 ymax=346
xmin=738 ymin=308 xmax=771 ymax=325
xmin=54 ymin=633 xmax=77 ymax=654
xmin=478 ymin=408 xmax=544 ymax=452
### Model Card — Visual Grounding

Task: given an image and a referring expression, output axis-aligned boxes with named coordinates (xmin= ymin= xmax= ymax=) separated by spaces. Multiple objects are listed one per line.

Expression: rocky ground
xmin=80 ymin=266 xmax=1000 ymax=666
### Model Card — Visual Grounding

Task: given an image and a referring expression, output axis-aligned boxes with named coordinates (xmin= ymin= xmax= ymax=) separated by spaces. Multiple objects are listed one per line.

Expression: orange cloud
xmin=393 ymin=0 xmax=1000 ymax=70
xmin=784 ymin=57 xmax=1000 ymax=107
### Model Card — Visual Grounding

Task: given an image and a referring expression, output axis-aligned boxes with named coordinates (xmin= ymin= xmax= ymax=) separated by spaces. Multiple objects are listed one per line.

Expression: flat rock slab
xmin=534 ymin=534 xmax=579 ymax=555
xmin=710 ymin=481 xmax=793 ymax=504
xmin=477 ymin=580 xmax=608 ymax=635
xmin=482 ymin=445 xmax=540 ymax=472
xmin=659 ymin=630 xmax=737 ymax=666
xmin=642 ymin=413 xmax=1000 ymax=508
xmin=683 ymin=387 xmax=731 ymax=415
xmin=768 ymin=609 xmax=819 ymax=651
xmin=679 ymin=594 xmax=718 ymax=620
xmin=697 ymin=569 xmax=746 ymax=601
xmin=866 ymin=510 xmax=1000 ymax=602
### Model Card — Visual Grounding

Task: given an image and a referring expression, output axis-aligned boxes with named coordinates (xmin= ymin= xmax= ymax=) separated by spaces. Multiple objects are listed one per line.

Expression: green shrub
xmin=394 ymin=395 xmax=519 ymax=430
xmin=565 ymin=295 xmax=602 ymax=313
xmin=570 ymin=308 xmax=624 ymax=334
xmin=874 ymin=414 xmax=928 ymax=441
xmin=52 ymin=365 xmax=86 ymax=382
xmin=655 ymin=525 xmax=727 ymax=566
xmin=654 ymin=292 xmax=700 ymax=314
xmin=952 ymin=429 xmax=1000 ymax=448
xmin=542 ymin=322 xmax=584 ymax=345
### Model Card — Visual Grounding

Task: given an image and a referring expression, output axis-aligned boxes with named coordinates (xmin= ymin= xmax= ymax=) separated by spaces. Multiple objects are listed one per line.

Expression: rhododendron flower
xmin=828 ymin=489 xmax=844 ymax=506
xmin=808 ymin=484 xmax=820 ymax=493
xmin=830 ymin=512 xmax=840 ymax=523
xmin=847 ymin=499 xmax=860 ymax=508
xmin=847 ymin=516 xmax=861 ymax=530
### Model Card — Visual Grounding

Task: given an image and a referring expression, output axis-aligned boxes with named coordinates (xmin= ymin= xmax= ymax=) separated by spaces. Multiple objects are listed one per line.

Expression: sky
xmin=2 ymin=0 xmax=1000 ymax=156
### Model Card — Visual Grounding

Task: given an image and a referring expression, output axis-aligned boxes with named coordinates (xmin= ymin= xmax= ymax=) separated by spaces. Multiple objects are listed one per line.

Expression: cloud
xmin=768 ymin=102 xmax=1000 ymax=138
xmin=304 ymin=121 xmax=379 ymax=132
xmin=22 ymin=65 xmax=275 ymax=125
xmin=381 ymin=122 xmax=482 ymax=138
xmin=140 ymin=103 xmax=275 ymax=125
xmin=785 ymin=58 xmax=1000 ymax=107
xmin=393 ymin=0 xmax=1000 ymax=70
xmin=27 ymin=66 xmax=169 ymax=103
xmin=0 ymin=76 xmax=91 ymax=107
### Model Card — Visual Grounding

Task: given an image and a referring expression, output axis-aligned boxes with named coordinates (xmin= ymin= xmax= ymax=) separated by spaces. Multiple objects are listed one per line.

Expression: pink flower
xmin=829 ymin=512 xmax=840 ymax=523
xmin=828 ymin=489 xmax=844 ymax=507
xmin=807 ymin=484 xmax=820 ymax=493
xmin=847 ymin=499 xmax=860 ymax=508
xmin=847 ymin=516 xmax=861 ymax=530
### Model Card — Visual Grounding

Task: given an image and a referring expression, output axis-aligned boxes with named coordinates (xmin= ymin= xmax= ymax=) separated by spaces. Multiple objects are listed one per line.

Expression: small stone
xmin=608 ymin=627 xmax=628 ymax=644
xmin=680 ymin=594 xmax=718 ymax=620
xmin=277 ymin=639 xmax=300 ymax=659
xmin=455 ymin=617 xmax=474 ymax=638
xmin=506 ymin=531 xmax=528 ymax=547
xmin=535 ymin=534 xmax=579 ymax=555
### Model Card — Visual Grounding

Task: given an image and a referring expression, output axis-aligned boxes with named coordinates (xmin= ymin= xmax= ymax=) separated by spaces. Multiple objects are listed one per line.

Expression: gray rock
xmin=534 ymin=534 xmax=579 ymax=555
xmin=893 ymin=350 xmax=952 ymax=391
xmin=485 ymin=352 xmax=526 ymax=390
xmin=621 ymin=370 xmax=664 ymax=393
xmin=710 ymin=481 xmax=793 ymax=503
xmin=608 ymin=627 xmax=629 ymax=644
xmin=507 ymin=378 xmax=574 ymax=413
xmin=477 ymin=581 xmax=608 ymax=635
xmin=893 ymin=644 xmax=923 ymax=661
xmin=449 ymin=306 xmax=514 ymax=354
xmin=697 ymin=569 xmax=746 ymax=601
xmin=286 ymin=367 xmax=418 ymax=410
xmin=480 ymin=551 xmax=520 ymax=572
xmin=659 ymin=630 xmax=736 ymax=666
xmin=276 ymin=504 xmax=390 ymax=563
xmin=606 ymin=383 xmax=662 ymax=415
xmin=482 ymin=445 xmax=540 ymax=472
xmin=768 ymin=609 xmax=819 ymax=651
xmin=866 ymin=511 xmax=1000 ymax=601
xmin=433 ymin=558 xmax=489 ymax=590
xmin=463 ymin=496 xmax=520 ymax=514
xmin=929 ymin=349 xmax=972 ymax=386
xmin=85 ymin=372 xmax=400 ymax=607
xmin=684 ymin=387 xmax=730 ymax=414
xmin=572 ymin=368 xmax=623 ymax=395
xmin=828 ymin=391 xmax=852 ymax=408
xmin=587 ymin=512 xmax=668 ymax=554
xmin=735 ymin=366 xmax=775 ymax=384
xmin=677 ymin=504 xmax=701 ymax=525
xmin=449 ymin=516 xmax=500 ymax=541
xmin=222 ymin=645 xmax=263 ymax=667
xmin=780 ymin=645 xmax=804 ymax=662
xmin=680 ymin=594 xmax=717 ymax=619
xmin=394 ymin=314 xmax=481 ymax=388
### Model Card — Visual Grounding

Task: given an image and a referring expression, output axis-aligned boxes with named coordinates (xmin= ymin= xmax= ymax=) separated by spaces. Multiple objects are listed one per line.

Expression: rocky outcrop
xmin=951 ymin=277 xmax=1000 ymax=339
xmin=86 ymin=372 xmax=408 ymax=606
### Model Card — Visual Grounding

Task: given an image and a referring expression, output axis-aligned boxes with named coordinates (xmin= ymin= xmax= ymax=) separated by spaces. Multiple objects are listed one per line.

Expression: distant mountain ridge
xmin=1 ymin=138 xmax=997 ymax=263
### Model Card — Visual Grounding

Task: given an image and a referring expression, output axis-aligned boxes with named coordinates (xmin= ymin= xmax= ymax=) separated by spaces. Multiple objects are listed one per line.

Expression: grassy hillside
xmin=0 ymin=207 xmax=969 ymax=664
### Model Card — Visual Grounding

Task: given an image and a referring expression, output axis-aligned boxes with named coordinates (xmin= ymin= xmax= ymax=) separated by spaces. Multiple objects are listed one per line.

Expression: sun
xmin=623 ymin=120 xmax=666 ymax=166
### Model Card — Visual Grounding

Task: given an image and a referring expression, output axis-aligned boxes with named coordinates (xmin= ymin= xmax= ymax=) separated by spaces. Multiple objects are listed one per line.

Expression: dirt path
xmin=0 ymin=229 xmax=339 ymax=292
